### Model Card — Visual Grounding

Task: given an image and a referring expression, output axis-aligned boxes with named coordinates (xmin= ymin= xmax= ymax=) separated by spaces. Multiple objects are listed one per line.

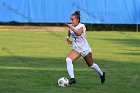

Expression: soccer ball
xmin=57 ymin=77 xmax=69 ymax=87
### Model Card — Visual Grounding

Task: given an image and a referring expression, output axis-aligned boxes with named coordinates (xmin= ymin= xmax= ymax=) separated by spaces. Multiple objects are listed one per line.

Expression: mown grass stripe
xmin=0 ymin=66 xmax=90 ymax=71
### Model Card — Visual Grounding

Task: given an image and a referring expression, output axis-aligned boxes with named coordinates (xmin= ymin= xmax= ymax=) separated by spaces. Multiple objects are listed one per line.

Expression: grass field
xmin=0 ymin=30 xmax=140 ymax=93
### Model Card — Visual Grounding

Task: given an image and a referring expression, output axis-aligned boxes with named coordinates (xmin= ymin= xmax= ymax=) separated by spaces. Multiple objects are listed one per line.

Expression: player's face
xmin=70 ymin=16 xmax=79 ymax=26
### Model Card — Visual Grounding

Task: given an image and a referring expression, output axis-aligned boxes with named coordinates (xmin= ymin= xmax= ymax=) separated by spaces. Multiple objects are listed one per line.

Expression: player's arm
xmin=66 ymin=29 xmax=72 ymax=44
xmin=67 ymin=29 xmax=71 ymax=38
xmin=67 ymin=24 xmax=83 ymax=36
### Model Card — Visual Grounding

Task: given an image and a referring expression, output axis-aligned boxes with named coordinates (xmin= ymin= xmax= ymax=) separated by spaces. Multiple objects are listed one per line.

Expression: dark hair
xmin=71 ymin=10 xmax=80 ymax=22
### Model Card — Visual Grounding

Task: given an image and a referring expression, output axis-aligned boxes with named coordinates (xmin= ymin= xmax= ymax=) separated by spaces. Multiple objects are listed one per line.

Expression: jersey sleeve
xmin=79 ymin=24 xmax=86 ymax=33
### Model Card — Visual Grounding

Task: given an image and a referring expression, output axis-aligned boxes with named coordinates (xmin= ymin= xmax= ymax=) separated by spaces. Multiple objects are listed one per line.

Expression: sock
xmin=90 ymin=63 xmax=103 ymax=76
xmin=66 ymin=57 xmax=74 ymax=78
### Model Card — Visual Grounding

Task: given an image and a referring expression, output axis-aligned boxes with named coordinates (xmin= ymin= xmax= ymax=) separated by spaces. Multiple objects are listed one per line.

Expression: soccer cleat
xmin=100 ymin=72 xmax=105 ymax=83
xmin=69 ymin=78 xmax=76 ymax=85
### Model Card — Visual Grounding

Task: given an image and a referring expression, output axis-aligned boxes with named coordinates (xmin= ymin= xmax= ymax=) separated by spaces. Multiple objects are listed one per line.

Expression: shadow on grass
xmin=0 ymin=56 xmax=139 ymax=72
xmin=102 ymin=38 xmax=140 ymax=47
xmin=0 ymin=56 xmax=139 ymax=93
xmin=118 ymin=52 xmax=140 ymax=56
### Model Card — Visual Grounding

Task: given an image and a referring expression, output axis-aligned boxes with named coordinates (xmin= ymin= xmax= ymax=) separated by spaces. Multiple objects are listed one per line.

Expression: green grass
xmin=0 ymin=30 xmax=140 ymax=93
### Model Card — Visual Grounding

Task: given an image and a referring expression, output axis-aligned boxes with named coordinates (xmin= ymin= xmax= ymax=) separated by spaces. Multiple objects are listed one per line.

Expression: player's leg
xmin=67 ymin=49 xmax=81 ymax=61
xmin=66 ymin=49 xmax=81 ymax=84
xmin=83 ymin=52 xmax=105 ymax=83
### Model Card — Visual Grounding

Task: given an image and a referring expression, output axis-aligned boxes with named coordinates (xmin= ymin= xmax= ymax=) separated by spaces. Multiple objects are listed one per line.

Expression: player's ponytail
xmin=72 ymin=10 xmax=80 ymax=22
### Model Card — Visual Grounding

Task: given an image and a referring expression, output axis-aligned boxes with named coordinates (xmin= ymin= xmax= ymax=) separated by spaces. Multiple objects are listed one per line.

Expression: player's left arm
xmin=67 ymin=24 xmax=83 ymax=36
xmin=66 ymin=29 xmax=73 ymax=44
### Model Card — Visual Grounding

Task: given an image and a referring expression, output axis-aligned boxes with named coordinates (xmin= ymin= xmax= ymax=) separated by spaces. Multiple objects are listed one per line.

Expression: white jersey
xmin=70 ymin=23 xmax=91 ymax=56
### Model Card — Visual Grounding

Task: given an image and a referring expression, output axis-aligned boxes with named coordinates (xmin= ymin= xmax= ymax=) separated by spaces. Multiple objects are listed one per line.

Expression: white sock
xmin=90 ymin=63 xmax=103 ymax=76
xmin=66 ymin=57 xmax=74 ymax=78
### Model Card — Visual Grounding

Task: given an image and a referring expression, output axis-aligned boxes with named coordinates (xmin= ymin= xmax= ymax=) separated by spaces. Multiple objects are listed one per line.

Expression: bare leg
xmin=83 ymin=52 xmax=94 ymax=67
xmin=66 ymin=49 xmax=80 ymax=78
xmin=83 ymin=52 xmax=103 ymax=76
xmin=67 ymin=49 xmax=81 ymax=61
xmin=83 ymin=52 xmax=105 ymax=83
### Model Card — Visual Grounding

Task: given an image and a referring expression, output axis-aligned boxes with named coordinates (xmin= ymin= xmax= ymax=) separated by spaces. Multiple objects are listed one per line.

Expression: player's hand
xmin=65 ymin=23 xmax=71 ymax=28
xmin=67 ymin=39 xmax=72 ymax=44
xmin=67 ymin=40 xmax=73 ymax=44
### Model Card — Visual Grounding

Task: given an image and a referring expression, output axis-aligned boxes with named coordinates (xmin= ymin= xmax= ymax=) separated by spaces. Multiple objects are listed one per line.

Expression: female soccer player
xmin=65 ymin=11 xmax=105 ymax=85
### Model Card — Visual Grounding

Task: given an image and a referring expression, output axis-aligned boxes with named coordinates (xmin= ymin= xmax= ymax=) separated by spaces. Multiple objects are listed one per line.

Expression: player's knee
xmin=85 ymin=60 xmax=94 ymax=67
xmin=90 ymin=63 xmax=98 ymax=69
xmin=66 ymin=57 xmax=72 ymax=62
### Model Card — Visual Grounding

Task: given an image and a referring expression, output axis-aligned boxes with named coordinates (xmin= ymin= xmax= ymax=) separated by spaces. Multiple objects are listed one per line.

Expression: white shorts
xmin=72 ymin=46 xmax=92 ymax=57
